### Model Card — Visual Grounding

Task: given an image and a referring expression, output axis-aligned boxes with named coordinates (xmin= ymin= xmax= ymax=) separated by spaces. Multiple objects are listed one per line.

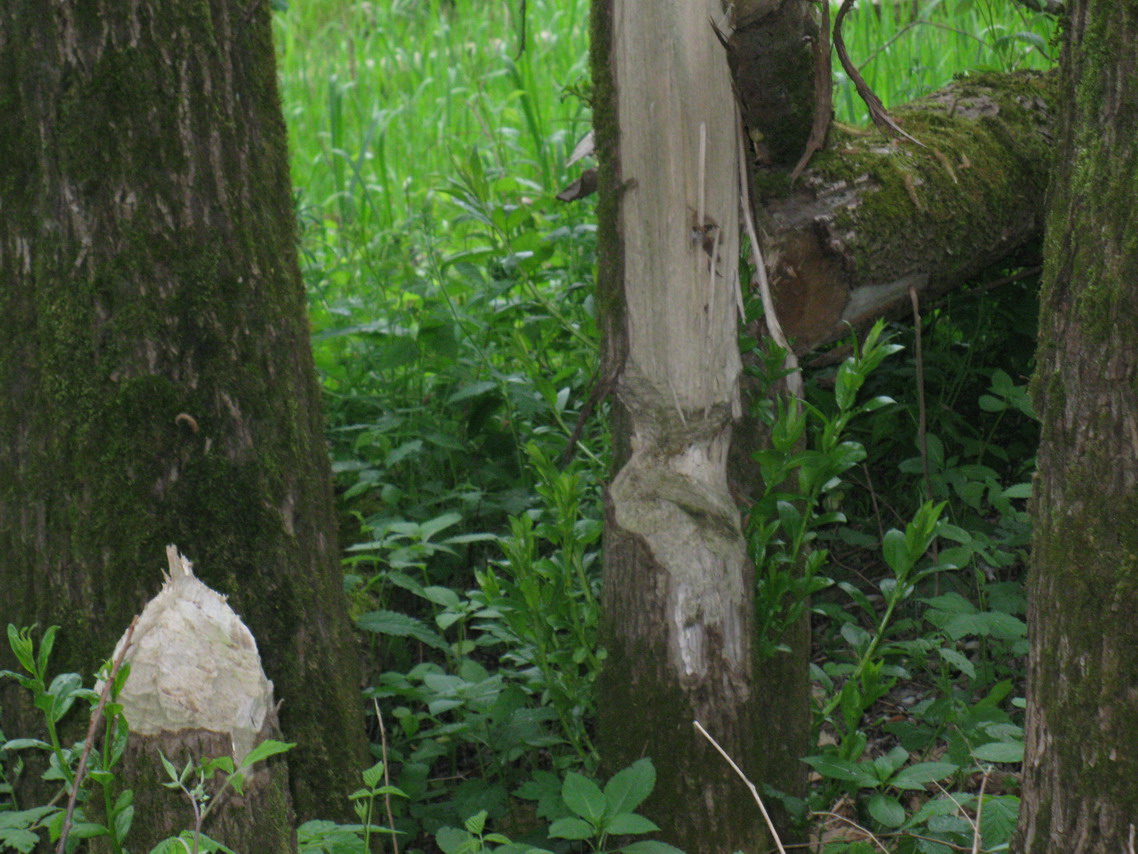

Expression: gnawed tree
xmin=588 ymin=1 xmax=1062 ymax=851
xmin=0 ymin=0 xmax=366 ymax=844
xmin=1015 ymin=1 xmax=1138 ymax=851
xmin=591 ymin=2 xmax=778 ymax=850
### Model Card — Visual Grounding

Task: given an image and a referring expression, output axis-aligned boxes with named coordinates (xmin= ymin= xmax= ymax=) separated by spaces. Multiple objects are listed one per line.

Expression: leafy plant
xmin=152 ymin=739 xmax=295 ymax=854
xmin=747 ymin=320 xmax=902 ymax=658
xmin=437 ymin=759 xmax=684 ymax=854
xmin=0 ymin=625 xmax=133 ymax=853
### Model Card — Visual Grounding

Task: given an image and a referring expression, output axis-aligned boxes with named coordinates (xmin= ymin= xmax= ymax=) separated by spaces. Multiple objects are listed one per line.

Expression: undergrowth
xmin=0 ymin=1 xmax=1053 ymax=852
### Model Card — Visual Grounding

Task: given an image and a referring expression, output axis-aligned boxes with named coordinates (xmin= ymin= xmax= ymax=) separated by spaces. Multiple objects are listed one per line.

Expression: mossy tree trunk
xmin=591 ymin=2 xmax=778 ymax=851
xmin=0 ymin=0 xmax=367 ymax=838
xmin=1015 ymin=2 xmax=1138 ymax=851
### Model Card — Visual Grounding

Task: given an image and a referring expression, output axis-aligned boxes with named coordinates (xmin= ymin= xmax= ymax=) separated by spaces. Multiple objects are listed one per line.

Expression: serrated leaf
xmin=562 ymin=772 xmax=606 ymax=824
xmin=242 ymin=739 xmax=294 ymax=768
xmin=548 ymin=816 xmax=595 ymax=840
xmin=603 ymin=758 xmax=656 ymax=815
xmin=979 ymin=794 xmax=1020 ymax=847
xmin=867 ymin=793 xmax=906 ymax=828
xmin=889 ymin=761 xmax=959 ymax=790
xmin=435 ymin=826 xmax=469 ymax=854
xmin=802 ymin=755 xmax=878 ymax=787
xmin=362 ymin=760 xmax=385 ymax=789
xmin=938 ymin=647 xmax=976 ymax=679
xmin=355 ymin=610 xmax=448 ymax=650
xmin=604 ymin=813 xmax=660 ymax=835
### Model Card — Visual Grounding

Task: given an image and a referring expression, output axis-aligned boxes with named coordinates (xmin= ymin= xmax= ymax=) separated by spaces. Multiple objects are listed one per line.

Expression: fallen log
xmin=757 ymin=70 xmax=1056 ymax=353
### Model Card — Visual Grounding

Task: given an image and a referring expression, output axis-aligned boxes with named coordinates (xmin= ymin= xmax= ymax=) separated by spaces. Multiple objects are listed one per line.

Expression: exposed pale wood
xmin=597 ymin=1 xmax=772 ymax=850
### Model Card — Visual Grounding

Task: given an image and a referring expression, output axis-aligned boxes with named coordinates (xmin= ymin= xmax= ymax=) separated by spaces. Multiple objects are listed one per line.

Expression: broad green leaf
xmin=548 ymin=816 xmax=595 ymax=840
xmin=355 ymin=610 xmax=448 ymax=650
xmin=242 ymin=739 xmax=295 ymax=768
xmin=938 ymin=647 xmax=976 ymax=679
xmin=562 ymin=772 xmax=606 ymax=824
xmin=979 ymin=795 xmax=1020 ymax=847
xmin=420 ymin=512 xmax=463 ymax=541
xmin=604 ymin=813 xmax=659 ymax=835
xmin=464 ymin=810 xmax=488 ymax=835
xmin=801 ymin=755 xmax=878 ymax=787
xmin=867 ymin=793 xmax=906 ymax=828
xmin=882 ymin=528 xmax=911 ymax=577
xmin=973 ymin=741 xmax=1024 ymax=763
xmin=603 ymin=758 xmax=656 ymax=815
xmin=889 ymin=761 xmax=959 ymax=790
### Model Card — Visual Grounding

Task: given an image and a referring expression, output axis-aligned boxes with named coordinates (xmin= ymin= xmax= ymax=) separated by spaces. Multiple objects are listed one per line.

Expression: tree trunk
xmin=1015 ymin=2 xmax=1138 ymax=852
xmin=0 ymin=0 xmax=367 ymax=837
xmin=592 ymin=2 xmax=773 ymax=851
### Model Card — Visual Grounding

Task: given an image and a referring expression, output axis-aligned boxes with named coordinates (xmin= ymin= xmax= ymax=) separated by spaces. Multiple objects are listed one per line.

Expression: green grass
xmin=274 ymin=0 xmax=591 ymax=235
xmin=831 ymin=0 xmax=1056 ymax=123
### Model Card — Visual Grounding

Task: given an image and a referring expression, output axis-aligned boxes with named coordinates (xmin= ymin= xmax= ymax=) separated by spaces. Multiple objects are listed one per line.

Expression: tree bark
xmin=592 ymin=2 xmax=774 ymax=851
xmin=763 ymin=70 xmax=1055 ymax=353
xmin=1015 ymin=2 xmax=1138 ymax=852
xmin=0 ymin=0 xmax=366 ymax=836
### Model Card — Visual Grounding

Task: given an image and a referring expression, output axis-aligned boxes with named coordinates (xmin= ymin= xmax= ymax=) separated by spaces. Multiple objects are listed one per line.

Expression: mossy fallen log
xmin=757 ymin=70 xmax=1056 ymax=353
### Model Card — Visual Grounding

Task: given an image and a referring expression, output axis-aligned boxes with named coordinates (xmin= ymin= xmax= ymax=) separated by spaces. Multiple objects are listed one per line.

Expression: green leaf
xmin=159 ymin=751 xmax=178 ymax=783
xmin=435 ymin=826 xmax=471 ymax=854
xmin=355 ymin=610 xmax=448 ymax=650
xmin=7 ymin=624 xmax=35 ymax=673
xmin=242 ymin=739 xmax=295 ymax=768
xmin=1 ymin=738 xmax=51 ymax=751
xmin=464 ymin=810 xmax=488 ymax=835
xmin=362 ymin=760 xmax=385 ymax=789
xmin=937 ymin=647 xmax=976 ymax=679
xmin=604 ymin=813 xmax=660 ymax=835
xmin=113 ymin=804 xmax=134 ymax=841
xmin=889 ymin=761 xmax=959 ymax=790
xmin=548 ymin=816 xmax=595 ymax=840
xmin=36 ymin=626 xmax=59 ymax=676
xmin=882 ymin=528 xmax=911 ymax=578
xmin=603 ymin=758 xmax=656 ymax=815
xmin=620 ymin=841 xmax=688 ymax=854
xmin=801 ymin=755 xmax=878 ymax=787
xmin=973 ymin=741 xmax=1024 ymax=763
xmin=423 ymin=585 xmax=462 ymax=608
xmin=979 ymin=795 xmax=1020 ymax=847
xmin=1002 ymin=482 xmax=1032 ymax=499
xmin=562 ymin=772 xmax=606 ymax=824
xmin=867 ymin=793 xmax=906 ymax=828
xmin=420 ymin=512 xmax=463 ymax=541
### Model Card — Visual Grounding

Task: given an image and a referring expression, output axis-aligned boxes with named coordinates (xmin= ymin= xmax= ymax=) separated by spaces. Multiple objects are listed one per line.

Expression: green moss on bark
xmin=1018 ymin=2 xmax=1138 ymax=850
xmin=0 ymin=0 xmax=366 ymax=838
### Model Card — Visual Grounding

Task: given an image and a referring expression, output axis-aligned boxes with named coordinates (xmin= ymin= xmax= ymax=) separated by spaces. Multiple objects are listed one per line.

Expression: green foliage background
xmin=0 ymin=2 xmax=1057 ymax=852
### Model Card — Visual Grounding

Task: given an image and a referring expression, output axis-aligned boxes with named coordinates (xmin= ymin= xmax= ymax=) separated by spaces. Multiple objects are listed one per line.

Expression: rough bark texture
xmin=592 ymin=2 xmax=771 ymax=851
xmin=760 ymin=70 xmax=1055 ymax=353
xmin=1015 ymin=3 xmax=1138 ymax=852
xmin=0 ymin=0 xmax=366 ymax=833
xmin=123 ymin=727 xmax=296 ymax=850
xmin=728 ymin=0 xmax=817 ymax=167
